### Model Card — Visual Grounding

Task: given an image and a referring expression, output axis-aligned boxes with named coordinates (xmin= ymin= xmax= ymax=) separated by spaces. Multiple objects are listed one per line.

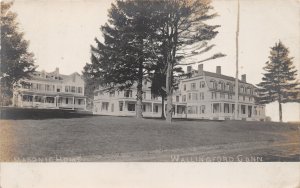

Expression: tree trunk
xmin=278 ymin=101 xmax=283 ymax=122
xmin=161 ymin=95 xmax=165 ymax=119
xmin=136 ymin=63 xmax=143 ymax=119
xmin=165 ymin=57 xmax=173 ymax=123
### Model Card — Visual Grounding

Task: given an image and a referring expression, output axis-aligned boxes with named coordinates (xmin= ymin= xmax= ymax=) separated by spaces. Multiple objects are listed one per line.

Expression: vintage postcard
xmin=0 ymin=0 xmax=299 ymax=187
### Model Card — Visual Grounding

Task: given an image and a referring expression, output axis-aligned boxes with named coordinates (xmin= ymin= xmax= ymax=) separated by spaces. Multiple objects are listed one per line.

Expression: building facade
xmin=94 ymin=80 xmax=164 ymax=118
xmin=13 ymin=68 xmax=86 ymax=110
xmin=93 ymin=65 xmax=266 ymax=121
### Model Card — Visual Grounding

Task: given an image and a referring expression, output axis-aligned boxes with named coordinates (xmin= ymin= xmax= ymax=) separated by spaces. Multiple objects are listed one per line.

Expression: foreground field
xmin=0 ymin=116 xmax=299 ymax=161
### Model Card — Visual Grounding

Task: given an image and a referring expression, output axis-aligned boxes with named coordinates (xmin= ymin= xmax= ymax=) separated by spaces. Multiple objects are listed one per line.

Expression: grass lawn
xmin=0 ymin=116 xmax=299 ymax=161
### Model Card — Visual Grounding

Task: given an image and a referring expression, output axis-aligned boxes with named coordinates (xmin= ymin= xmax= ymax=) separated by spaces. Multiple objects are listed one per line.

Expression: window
xmin=200 ymin=81 xmax=205 ymax=88
xmin=220 ymin=93 xmax=225 ymax=99
xmin=191 ymin=83 xmax=196 ymax=90
xmin=119 ymin=102 xmax=123 ymax=111
xmin=176 ymin=96 xmax=179 ymax=102
xmin=210 ymin=80 xmax=214 ymax=88
xmin=211 ymin=92 xmax=217 ymax=99
xmin=183 ymin=84 xmax=186 ymax=91
xmin=34 ymin=96 xmax=42 ymax=102
xmin=232 ymin=104 xmax=235 ymax=113
xmin=66 ymin=98 xmax=68 ymax=104
xmin=78 ymin=99 xmax=82 ymax=105
xmin=229 ymin=84 xmax=234 ymax=92
xmin=22 ymin=95 xmax=33 ymax=102
xmin=71 ymin=86 xmax=76 ymax=93
xmin=201 ymin=105 xmax=205 ymax=114
xmin=182 ymin=95 xmax=186 ymax=102
xmin=213 ymin=103 xmax=220 ymax=113
xmin=36 ymin=83 xmax=41 ymax=90
xmin=143 ymin=92 xmax=146 ymax=100
xmin=240 ymin=86 xmax=245 ymax=93
xmin=109 ymin=91 xmax=115 ymax=97
xmin=128 ymin=103 xmax=135 ymax=111
xmin=241 ymin=105 xmax=246 ymax=114
xmin=155 ymin=105 xmax=159 ymax=113
xmin=188 ymin=93 xmax=192 ymax=101
xmin=46 ymin=97 xmax=54 ymax=103
xmin=78 ymin=87 xmax=82 ymax=93
xmin=142 ymin=104 xmax=146 ymax=112
xmin=224 ymin=103 xmax=230 ymax=113
xmin=124 ymin=90 xmax=132 ymax=98
xmin=65 ymin=86 xmax=69 ymax=92
xmin=102 ymin=102 xmax=109 ymax=111
xmin=198 ymin=92 xmax=204 ymax=100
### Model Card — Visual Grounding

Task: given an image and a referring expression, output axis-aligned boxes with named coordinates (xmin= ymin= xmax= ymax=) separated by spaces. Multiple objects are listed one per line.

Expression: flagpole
xmin=234 ymin=0 xmax=240 ymax=120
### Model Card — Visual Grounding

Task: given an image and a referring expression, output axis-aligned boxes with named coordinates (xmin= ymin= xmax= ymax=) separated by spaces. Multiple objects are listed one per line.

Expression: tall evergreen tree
xmin=257 ymin=41 xmax=299 ymax=122
xmin=0 ymin=1 xmax=36 ymax=106
xmin=154 ymin=0 xmax=223 ymax=123
xmin=84 ymin=0 xmax=159 ymax=118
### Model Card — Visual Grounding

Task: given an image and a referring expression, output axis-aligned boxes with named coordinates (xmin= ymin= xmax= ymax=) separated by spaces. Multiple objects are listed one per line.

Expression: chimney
xmin=187 ymin=66 xmax=192 ymax=73
xmin=55 ymin=67 xmax=59 ymax=74
xmin=55 ymin=67 xmax=59 ymax=77
xmin=216 ymin=66 xmax=221 ymax=74
xmin=198 ymin=64 xmax=203 ymax=75
xmin=241 ymin=74 xmax=246 ymax=82
xmin=41 ymin=70 xmax=46 ymax=78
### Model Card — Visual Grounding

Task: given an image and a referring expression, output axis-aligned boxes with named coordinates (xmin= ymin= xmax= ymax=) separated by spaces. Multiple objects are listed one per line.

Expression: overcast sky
xmin=12 ymin=0 xmax=300 ymax=122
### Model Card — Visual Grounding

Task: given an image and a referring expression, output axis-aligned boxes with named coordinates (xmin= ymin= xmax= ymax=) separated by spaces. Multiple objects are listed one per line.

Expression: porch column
xmin=57 ymin=96 xmax=60 ymax=108
xmin=12 ymin=93 xmax=15 ymax=107
xmin=123 ymin=100 xmax=126 ymax=112
xmin=151 ymin=102 xmax=154 ymax=117
xmin=72 ymin=96 xmax=75 ymax=110
xmin=54 ymin=96 xmax=57 ymax=108
xmin=84 ymin=98 xmax=87 ymax=110
xmin=21 ymin=94 xmax=23 ymax=107
xmin=43 ymin=96 xmax=46 ymax=108
xmin=32 ymin=95 xmax=35 ymax=105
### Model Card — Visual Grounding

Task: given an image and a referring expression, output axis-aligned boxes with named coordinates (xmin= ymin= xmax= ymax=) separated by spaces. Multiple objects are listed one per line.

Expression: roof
xmin=27 ymin=71 xmax=82 ymax=83
xmin=183 ymin=70 xmax=256 ymax=88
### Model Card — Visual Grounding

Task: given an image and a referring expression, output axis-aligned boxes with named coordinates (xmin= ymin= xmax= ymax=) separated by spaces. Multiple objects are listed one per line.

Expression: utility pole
xmin=234 ymin=0 xmax=240 ymax=120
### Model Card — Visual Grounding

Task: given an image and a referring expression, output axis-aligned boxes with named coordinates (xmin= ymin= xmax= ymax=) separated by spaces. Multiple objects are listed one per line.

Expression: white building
xmin=93 ymin=65 xmax=266 ymax=121
xmin=13 ymin=68 xmax=86 ymax=110
xmin=94 ymin=80 xmax=164 ymax=117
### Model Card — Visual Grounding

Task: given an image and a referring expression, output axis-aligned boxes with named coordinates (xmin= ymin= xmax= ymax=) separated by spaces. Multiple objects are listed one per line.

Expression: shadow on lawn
xmin=0 ymin=107 xmax=93 ymax=120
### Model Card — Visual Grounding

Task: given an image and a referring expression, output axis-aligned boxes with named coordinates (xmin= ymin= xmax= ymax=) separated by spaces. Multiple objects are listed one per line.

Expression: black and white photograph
xmin=0 ymin=0 xmax=300 ymax=187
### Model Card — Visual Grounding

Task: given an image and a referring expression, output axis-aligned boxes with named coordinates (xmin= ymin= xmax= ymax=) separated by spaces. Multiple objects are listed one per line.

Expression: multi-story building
xmin=93 ymin=65 xmax=266 ymax=121
xmin=172 ymin=65 xmax=265 ymax=121
xmin=94 ymin=80 xmax=164 ymax=117
xmin=13 ymin=68 xmax=86 ymax=110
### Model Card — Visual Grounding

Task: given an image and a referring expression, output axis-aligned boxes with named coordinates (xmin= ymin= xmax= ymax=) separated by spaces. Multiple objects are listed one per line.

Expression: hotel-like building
xmin=93 ymin=65 xmax=266 ymax=121
xmin=13 ymin=68 xmax=86 ymax=110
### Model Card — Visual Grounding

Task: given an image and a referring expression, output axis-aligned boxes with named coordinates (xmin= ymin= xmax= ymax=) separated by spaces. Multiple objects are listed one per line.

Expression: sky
xmin=11 ymin=0 xmax=300 ymax=122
